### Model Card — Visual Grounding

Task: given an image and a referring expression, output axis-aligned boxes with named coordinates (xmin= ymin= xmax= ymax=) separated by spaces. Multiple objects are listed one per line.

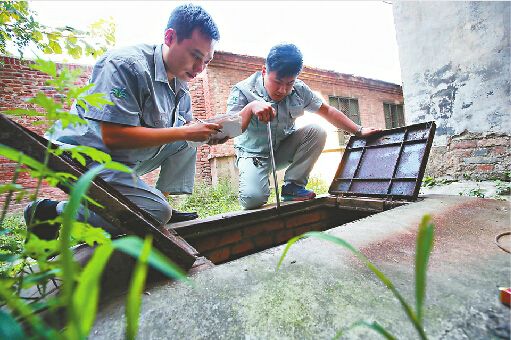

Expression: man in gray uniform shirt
xmin=25 ymin=4 xmax=222 ymax=238
xmin=227 ymin=44 xmax=380 ymax=209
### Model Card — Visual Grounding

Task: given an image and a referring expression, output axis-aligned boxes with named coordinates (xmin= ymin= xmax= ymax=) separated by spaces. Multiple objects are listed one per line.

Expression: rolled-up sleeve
xmin=298 ymin=82 xmax=323 ymax=113
xmin=84 ymin=58 xmax=148 ymax=127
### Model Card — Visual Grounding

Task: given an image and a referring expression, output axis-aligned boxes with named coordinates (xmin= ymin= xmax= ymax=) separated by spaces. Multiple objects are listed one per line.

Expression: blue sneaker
xmin=24 ymin=199 xmax=60 ymax=240
xmin=281 ymin=183 xmax=316 ymax=202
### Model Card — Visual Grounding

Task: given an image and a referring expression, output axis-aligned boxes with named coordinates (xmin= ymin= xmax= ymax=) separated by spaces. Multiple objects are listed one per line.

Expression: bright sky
xmin=29 ymin=1 xmax=402 ymax=84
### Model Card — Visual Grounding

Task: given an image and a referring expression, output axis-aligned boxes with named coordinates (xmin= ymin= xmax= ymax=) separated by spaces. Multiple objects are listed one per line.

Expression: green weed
xmin=169 ymin=179 xmax=241 ymax=218
xmin=422 ymin=176 xmax=455 ymax=188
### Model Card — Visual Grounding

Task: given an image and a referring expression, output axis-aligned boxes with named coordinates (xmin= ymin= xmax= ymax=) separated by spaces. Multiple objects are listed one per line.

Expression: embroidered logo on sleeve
xmin=110 ymin=87 xmax=127 ymax=99
xmin=227 ymin=95 xmax=238 ymax=105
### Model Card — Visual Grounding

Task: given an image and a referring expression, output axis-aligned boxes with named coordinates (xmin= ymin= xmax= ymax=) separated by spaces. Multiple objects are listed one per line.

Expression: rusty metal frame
xmin=329 ymin=121 xmax=436 ymax=201
xmin=0 ymin=114 xmax=198 ymax=270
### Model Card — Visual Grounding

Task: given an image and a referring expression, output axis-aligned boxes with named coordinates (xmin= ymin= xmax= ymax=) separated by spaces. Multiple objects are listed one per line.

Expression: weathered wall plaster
xmin=393 ymin=1 xmax=510 ymax=146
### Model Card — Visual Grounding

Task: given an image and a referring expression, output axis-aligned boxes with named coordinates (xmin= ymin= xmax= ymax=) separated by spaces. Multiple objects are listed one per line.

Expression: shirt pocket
xmin=288 ymin=105 xmax=304 ymax=118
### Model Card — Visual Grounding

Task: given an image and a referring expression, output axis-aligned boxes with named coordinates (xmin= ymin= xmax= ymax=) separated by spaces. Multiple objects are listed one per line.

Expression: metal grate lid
xmin=329 ymin=121 xmax=436 ymax=201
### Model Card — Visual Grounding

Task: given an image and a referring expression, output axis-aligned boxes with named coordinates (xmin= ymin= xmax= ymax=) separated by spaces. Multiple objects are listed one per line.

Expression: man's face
xmin=262 ymin=66 xmax=297 ymax=102
xmin=164 ymin=28 xmax=216 ymax=81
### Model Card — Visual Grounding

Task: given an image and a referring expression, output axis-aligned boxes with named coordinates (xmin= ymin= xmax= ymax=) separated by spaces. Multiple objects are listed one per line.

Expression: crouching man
xmin=227 ymin=44 xmax=380 ymax=209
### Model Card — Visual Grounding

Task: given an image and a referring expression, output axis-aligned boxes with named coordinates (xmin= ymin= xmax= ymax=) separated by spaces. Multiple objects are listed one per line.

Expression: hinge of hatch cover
xmin=336 ymin=194 xmax=385 ymax=212
xmin=335 ymin=194 xmax=409 ymax=212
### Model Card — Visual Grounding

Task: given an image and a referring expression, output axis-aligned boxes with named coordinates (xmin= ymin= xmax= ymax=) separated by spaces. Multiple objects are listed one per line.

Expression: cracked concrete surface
xmin=91 ymin=195 xmax=510 ymax=339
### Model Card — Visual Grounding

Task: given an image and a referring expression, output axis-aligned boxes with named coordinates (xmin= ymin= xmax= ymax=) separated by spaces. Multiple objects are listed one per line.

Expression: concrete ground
xmin=91 ymin=195 xmax=510 ymax=339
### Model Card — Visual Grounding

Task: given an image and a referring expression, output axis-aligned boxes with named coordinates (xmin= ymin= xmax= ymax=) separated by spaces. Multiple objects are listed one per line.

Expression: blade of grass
xmin=112 ymin=236 xmax=190 ymax=285
xmin=73 ymin=243 xmax=114 ymax=335
xmin=0 ymin=283 xmax=57 ymax=339
xmin=334 ymin=320 xmax=397 ymax=340
xmin=125 ymin=236 xmax=152 ymax=340
xmin=0 ymin=309 xmax=25 ymax=340
xmin=61 ymin=164 xmax=105 ymax=339
xmin=415 ymin=214 xmax=434 ymax=322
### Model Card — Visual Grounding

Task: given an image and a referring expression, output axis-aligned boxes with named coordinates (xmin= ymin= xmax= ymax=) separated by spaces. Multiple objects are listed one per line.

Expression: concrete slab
xmin=91 ymin=195 xmax=510 ymax=339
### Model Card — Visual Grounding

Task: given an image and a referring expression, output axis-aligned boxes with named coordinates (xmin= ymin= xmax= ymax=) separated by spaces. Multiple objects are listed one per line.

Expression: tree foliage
xmin=0 ymin=1 xmax=115 ymax=59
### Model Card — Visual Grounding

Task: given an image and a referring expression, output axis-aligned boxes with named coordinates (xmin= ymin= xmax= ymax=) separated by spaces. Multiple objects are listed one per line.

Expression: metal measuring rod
xmin=267 ymin=104 xmax=281 ymax=210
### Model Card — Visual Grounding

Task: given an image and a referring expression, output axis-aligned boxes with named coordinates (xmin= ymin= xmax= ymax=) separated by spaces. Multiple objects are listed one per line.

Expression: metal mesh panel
xmin=329 ymin=96 xmax=360 ymax=146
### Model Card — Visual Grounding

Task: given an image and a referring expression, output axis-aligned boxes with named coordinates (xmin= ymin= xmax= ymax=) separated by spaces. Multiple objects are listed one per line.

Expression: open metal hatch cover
xmin=329 ymin=121 xmax=436 ymax=201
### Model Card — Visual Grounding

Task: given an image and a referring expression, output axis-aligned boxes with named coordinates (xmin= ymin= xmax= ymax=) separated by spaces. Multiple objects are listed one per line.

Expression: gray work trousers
xmin=236 ymin=124 xmax=326 ymax=209
xmin=57 ymin=141 xmax=197 ymax=233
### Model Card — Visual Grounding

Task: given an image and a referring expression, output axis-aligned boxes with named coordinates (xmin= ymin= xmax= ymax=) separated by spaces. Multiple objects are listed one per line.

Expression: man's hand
xmin=183 ymin=122 xmax=223 ymax=142
xmin=250 ymin=101 xmax=275 ymax=123
xmin=359 ymin=126 xmax=381 ymax=137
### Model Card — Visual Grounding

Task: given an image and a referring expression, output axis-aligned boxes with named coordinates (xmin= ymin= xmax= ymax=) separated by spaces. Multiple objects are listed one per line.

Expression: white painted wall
xmin=393 ymin=1 xmax=510 ymax=145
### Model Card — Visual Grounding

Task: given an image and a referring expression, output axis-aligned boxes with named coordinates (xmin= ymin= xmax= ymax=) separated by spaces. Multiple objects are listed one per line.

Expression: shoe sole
xmin=281 ymin=194 xmax=316 ymax=202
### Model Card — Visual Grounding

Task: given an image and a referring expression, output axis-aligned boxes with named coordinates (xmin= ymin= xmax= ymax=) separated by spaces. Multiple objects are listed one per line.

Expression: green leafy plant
xmin=0 ymin=57 xmax=190 ymax=338
xmin=467 ymin=187 xmax=485 ymax=198
xmin=494 ymin=180 xmax=511 ymax=196
xmin=277 ymin=214 xmax=435 ymax=339
xmin=422 ymin=176 xmax=455 ymax=188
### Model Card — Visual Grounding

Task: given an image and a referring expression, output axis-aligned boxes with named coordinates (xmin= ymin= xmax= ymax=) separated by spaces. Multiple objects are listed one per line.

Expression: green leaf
xmin=104 ymin=161 xmax=132 ymax=173
xmin=0 ymin=310 xmax=25 ymax=340
xmin=335 ymin=320 xmax=396 ymax=340
xmin=69 ymin=220 xmax=111 ymax=246
xmin=23 ymin=234 xmax=60 ymax=260
xmin=64 ymin=145 xmax=112 ymax=164
xmin=73 ymin=243 xmax=113 ymax=335
xmin=126 ymin=236 xmax=152 ymax=340
xmin=27 ymin=92 xmax=62 ymax=118
xmin=0 ymin=283 xmax=56 ymax=338
xmin=112 ymin=236 xmax=190 ymax=284
xmin=0 ymin=144 xmax=49 ymax=173
xmin=29 ymin=59 xmax=56 ymax=77
xmin=82 ymin=92 xmax=113 ymax=108
xmin=415 ymin=214 xmax=434 ymax=322
xmin=0 ymin=183 xmax=24 ymax=194
xmin=48 ymin=39 xmax=62 ymax=54
xmin=31 ymin=30 xmax=43 ymax=42
xmin=67 ymin=83 xmax=94 ymax=101
xmin=3 ymin=108 xmax=41 ymax=116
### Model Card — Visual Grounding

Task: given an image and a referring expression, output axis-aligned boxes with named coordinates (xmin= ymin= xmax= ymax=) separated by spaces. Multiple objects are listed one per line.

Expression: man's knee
xmin=149 ymin=201 xmax=173 ymax=225
xmin=239 ymin=192 xmax=269 ymax=210
xmin=307 ymin=124 xmax=327 ymax=145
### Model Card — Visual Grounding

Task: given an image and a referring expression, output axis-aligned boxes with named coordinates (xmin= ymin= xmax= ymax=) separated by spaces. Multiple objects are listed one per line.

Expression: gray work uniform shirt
xmin=48 ymin=44 xmax=192 ymax=165
xmin=226 ymin=71 xmax=323 ymax=158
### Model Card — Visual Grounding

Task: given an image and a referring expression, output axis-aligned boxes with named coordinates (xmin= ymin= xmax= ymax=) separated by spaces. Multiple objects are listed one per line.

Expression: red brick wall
xmin=0 ymin=57 xmax=93 ymax=212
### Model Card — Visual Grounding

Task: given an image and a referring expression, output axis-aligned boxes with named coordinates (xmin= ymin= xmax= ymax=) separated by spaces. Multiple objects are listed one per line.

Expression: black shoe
xmin=169 ymin=209 xmax=198 ymax=223
xmin=24 ymin=199 xmax=60 ymax=240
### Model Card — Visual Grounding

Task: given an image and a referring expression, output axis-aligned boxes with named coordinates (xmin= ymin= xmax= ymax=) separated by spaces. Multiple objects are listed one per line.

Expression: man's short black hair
xmin=265 ymin=44 xmax=303 ymax=78
xmin=166 ymin=4 xmax=220 ymax=42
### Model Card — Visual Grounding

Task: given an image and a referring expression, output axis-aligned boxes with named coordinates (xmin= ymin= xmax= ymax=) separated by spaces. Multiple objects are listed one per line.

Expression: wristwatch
xmin=355 ymin=125 xmax=364 ymax=136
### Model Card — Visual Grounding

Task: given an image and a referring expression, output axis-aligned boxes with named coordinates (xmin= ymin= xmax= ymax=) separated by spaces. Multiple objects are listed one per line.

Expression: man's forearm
xmin=238 ymin=102 xmax=255 ymax=132
xmin=317 ymin=104 xmax=360 ymax=134
xmin=101 ymin=123 xmax=187 ymax=149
